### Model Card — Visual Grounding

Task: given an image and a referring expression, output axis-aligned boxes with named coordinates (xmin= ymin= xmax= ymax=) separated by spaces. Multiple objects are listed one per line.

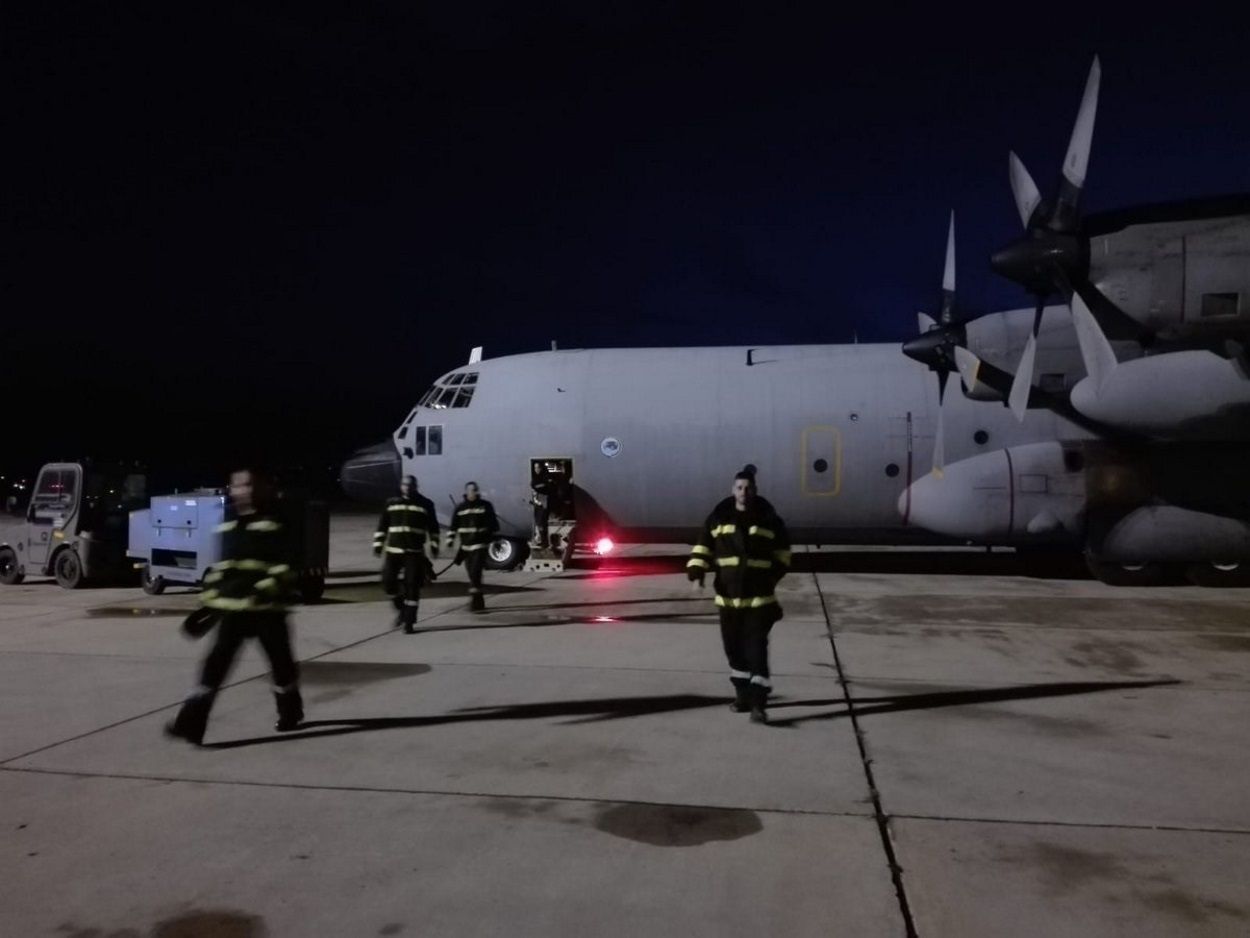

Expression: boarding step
xmin=523 ymin=548 xmax=566 ymax=573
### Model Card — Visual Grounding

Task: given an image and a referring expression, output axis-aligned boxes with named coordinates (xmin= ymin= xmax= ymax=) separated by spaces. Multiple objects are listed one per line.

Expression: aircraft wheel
xmin=141 ymin=564 xmax=167 ymax=595
xmin=1084 ymin=554 xmax=1169 ymax=587
xmin=0 ymin=546 xmax=24 ymax=585
xmin=54 ymin=549 xmax=85 ymax=590
xmin=485 ymin=537 xmax=529 ymax=571
xmin=1185 ymin=562 xmax=1250 ymax=588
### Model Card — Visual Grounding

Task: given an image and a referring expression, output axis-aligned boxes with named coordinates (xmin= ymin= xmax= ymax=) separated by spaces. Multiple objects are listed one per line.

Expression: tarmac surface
xmin=1 ymin=513 xmax=1248 ymax=937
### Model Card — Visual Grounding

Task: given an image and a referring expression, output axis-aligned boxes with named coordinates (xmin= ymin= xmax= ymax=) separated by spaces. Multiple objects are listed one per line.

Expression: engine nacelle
xmin=1070 ymin=350 xmax=1250 ymax=439
xmin=1093 ymin=505 xmax=1250 ymax=563
xmin=900 ymin=441 xmax=1085 ymax=543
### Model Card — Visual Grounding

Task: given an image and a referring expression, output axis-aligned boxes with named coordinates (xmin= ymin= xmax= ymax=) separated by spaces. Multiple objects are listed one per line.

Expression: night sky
xmin=6 ymin=3 xmax=1250 ymax=492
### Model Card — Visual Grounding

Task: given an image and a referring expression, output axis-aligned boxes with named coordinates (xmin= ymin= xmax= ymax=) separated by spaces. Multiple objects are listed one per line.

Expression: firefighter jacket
xmin=375 ymin=493 xmax=440 ymax=555
xmin=686 ymin=496 xmax=791 ymax=611
xmin=451 ymin=498 xmax=499 ymax=552
xmin=203 ymin=511 xmax=296 ymax=613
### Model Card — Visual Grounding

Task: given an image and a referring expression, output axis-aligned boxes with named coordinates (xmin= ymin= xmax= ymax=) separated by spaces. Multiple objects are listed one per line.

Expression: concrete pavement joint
xmin=0 ymin=763 xmax=876 ymax=821
xmin=815 ymin=572 xmax=920 ymax=938
xmin=0 ymin=589 xmax=492 ymax=767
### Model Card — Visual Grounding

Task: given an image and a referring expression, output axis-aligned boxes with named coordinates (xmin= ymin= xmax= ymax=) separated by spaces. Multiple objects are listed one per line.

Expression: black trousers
xmin=199 ymin=611 xmax=299 ymax=693
xmin=382 ymin=552 xmax=424 ymax=625
xmin=464 ymin=548 xmax=486 ymax=594
xmin=718 ymin=606 xmax=775 ymax=689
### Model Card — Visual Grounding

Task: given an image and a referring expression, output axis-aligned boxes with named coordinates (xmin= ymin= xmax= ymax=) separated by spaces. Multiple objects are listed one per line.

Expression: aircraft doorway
xmin=801 ymin=427 xmax=841 ymax=496
xmin=530 ymin=458 xmax=576 ymax=560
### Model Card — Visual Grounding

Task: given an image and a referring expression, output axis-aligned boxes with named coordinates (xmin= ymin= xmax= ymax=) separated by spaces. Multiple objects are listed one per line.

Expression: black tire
xmin=1185 ymin=562 xmax=1250 ymax=588
xmin=140 ymin=564 xmax=167 ymax=595
xmin=0 ymin=546 xmax=23 ymax=585
xmin=485 ymin=537 xmax=529 ymax=571
xmin=1084 ymin=554 xmax=1168 ymax=587
xmin=300 ymin=573 xmax=326 ymax=602
xmin=54 ymin=549 xmax=84 ymax=590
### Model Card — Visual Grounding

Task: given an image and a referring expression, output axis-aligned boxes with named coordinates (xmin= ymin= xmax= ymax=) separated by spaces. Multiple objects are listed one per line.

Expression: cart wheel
xmin=0 ymin=546 xmax=24 ymax=585
xmin=141 ymin=564 xmax=167 ymax=595
xmin=54 ymin=549 xmax=84 ymax=590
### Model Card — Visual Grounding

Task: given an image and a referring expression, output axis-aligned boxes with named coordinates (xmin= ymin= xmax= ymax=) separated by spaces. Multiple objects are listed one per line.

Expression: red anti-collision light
xmin=595 ymin=537 xmax=614 ymax=556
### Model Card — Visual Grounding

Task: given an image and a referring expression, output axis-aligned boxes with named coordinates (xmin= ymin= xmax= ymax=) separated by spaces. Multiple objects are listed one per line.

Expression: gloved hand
xmin=373 ymin=546 xmax=382 ymax=558
xmin=454 ymin=549 xmax=466 ymax=566
xmin=181 ymin=607 xmax=219 ymax=640
xmin=687 ymin=568 xmax=705 ymax=586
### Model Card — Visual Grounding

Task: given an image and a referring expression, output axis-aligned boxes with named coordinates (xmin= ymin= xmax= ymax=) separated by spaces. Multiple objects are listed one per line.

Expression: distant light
xmin=591 ymin=616 xmax=617 ymax=623
xmin=595 ymin=537 xmax=614 ymax=556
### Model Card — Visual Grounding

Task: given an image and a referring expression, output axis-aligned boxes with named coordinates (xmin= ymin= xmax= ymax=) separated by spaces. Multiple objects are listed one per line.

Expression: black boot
xmin=470 ymin=592 xmax=485 ymax=612
xmin=274 ymin=689 xmax=304 ymax=732
xmin=729 ymin=684 xmax=751 ymax=713
xmin=165 ymin=693 xmax=214 ymax=746
xmin=749 ymin=685 xmax=769 ymax=724
xmin=403 ymin=610 xmax=417 ymax=634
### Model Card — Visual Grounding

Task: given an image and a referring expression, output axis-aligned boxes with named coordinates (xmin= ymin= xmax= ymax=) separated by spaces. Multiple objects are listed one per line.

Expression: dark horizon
xmin=6 ymin=3 xmax=1250 ymax=493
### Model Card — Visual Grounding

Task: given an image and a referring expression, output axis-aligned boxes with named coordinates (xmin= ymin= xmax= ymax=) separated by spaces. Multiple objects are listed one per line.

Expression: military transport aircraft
xmin=342 ymin=59 xmax=1250 ymax=587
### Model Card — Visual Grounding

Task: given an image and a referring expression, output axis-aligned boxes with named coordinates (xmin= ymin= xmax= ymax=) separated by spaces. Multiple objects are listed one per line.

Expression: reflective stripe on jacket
xmin=451 ymin=499 xmax=499 ymax=551
xmin=375 ymin=494 xmax=440 ymax=554
xmin=687 ymin=496 xmax=791 ymax=606
xmin=203 ymin=514 xmax=296 ymax=612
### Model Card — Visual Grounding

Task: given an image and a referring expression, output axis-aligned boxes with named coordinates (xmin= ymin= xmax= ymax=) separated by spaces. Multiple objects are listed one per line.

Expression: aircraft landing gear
xmin=486 ymin=537 xmax=529 ymax=571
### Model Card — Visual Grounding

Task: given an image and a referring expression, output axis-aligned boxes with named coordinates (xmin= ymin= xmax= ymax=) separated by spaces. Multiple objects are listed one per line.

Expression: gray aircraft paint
xmin=398 ymin=333 xmax=1077 ymax=544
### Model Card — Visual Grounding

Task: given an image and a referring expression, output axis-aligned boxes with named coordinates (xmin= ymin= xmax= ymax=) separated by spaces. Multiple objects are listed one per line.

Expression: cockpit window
xmin=418 ymin=371 xmax=479 ymax=410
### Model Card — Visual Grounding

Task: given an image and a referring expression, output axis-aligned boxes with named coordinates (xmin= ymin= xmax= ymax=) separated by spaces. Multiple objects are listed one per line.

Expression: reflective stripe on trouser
xmin=382 ymin=553 xmax=423 ymax=625
xmin=465 ymin=550 xmax=486 ymax=596
xmin=718 ymin=606 xmax=775 ymax=690
xmin=198 ymin=612 xmax=298 ymax=696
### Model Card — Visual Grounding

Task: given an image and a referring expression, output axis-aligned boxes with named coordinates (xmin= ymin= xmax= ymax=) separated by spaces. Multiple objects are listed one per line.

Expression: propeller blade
xmin=1008 ymin=331 xmax=1038 ymax=421
xmin=953 ymin=346 xmax=982 ymax=389
xmin=917 ymin=312 xmax=937 ymax=333
xmin=1062 ymin=56 xmax=1101 ymax=193
xmin=1070 ymin=289 xmax=1118 ymax=392
xmin=933 ymin=370 xmax=948 ymax=476
xmin=1009 ymin=152 xmax=1043 ymax=229
xmin=943 ymin=210 xmax=956 ymax=295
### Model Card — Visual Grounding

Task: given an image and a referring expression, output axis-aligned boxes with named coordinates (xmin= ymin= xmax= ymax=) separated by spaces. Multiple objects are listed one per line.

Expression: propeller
xmin=902 ymin=212 xmax=963 ymax=475
xmin=992 ymin=57 xmax=1102 ymax=420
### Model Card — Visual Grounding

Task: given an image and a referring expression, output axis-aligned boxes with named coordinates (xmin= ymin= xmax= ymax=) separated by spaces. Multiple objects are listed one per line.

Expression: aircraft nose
xmin=340 ymin=440 xmax=401 ymax=501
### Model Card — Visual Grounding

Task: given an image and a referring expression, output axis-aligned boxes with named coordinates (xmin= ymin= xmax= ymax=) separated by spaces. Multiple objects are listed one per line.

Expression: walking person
xmin=451 ymin=481 xmax=499 ymax=612
xmin=374 ymin=475 xmax=440 ymax=633
xmin=165 ymin=467 xmax=303 ymax=745
xmin=687 ymin=466 xmax=791 ymax=723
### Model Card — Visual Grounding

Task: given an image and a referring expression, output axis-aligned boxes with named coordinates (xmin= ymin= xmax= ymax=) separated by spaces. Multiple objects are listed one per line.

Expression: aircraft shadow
xmin=563 ymin=551 xmax=1091 ymax=581
xmin=203 ymin=678 xmax=1177 ymax=749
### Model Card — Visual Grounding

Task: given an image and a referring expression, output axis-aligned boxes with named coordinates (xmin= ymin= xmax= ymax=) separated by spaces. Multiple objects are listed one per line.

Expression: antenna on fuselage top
xmin=469 ymin=346 xmax=482 ymax=364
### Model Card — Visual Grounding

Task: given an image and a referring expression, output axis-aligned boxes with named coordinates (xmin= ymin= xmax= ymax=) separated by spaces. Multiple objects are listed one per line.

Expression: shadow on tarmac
xmin=203 ymin=678 xmax=1179 ymax=749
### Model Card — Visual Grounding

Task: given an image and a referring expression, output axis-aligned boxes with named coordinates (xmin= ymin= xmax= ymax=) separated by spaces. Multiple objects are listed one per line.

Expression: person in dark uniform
xmin=686 ymin=466 xmax=791 ymax=723
xmin=165 ymin=467 xmax=302 ymax=746
xmin=374 ymin=475 xmax=440 ymax=633
xmin=451 ymin=481 xmax=499 ymax=612
xmin=530 ymin=466 xmax=552 ymax=549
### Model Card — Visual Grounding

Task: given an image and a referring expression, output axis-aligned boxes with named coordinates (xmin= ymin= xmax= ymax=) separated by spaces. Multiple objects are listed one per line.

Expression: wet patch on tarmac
xmin=152 ymin=911 xmax=268 ymax=937
xmin=1062 ymin=638 xmax=1148 ymax=675
xmin=1004 ymin=842 xmax=1249 ymax=926
xmin=55 ymin=910 xmax=267 ymax=938
xmin=300 ymin=661 xmax=431 ymax=703
xmin=829 ymin=594 xmax=1250 ymax=632
xmin=86 ymin=606 xmax=193 ymax=618
xmin=592 ymin=803 xmax=763 ymax=847
xmin=1195 ymin=633 xmax=1250 ymax=652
